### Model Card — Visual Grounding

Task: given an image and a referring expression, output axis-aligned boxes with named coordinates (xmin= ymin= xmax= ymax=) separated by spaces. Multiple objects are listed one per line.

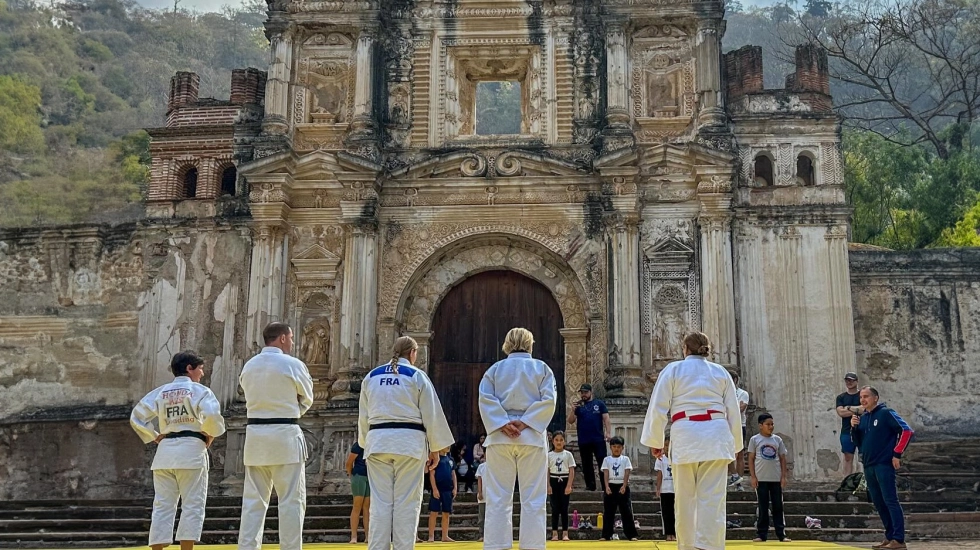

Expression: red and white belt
xmin=671 ymin=409 xmax=724 ymax=422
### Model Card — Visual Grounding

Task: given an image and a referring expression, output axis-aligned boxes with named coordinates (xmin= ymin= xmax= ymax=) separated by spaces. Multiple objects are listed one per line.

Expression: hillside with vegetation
xmin=0 ymin=0 xmax=266 ymax=225
xmin=0 ymin=0 xmax=977 ymax=248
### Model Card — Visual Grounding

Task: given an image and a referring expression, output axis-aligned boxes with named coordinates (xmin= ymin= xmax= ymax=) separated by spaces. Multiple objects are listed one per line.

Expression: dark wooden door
xmin=430 ymin=270 xmax=566 ymax=447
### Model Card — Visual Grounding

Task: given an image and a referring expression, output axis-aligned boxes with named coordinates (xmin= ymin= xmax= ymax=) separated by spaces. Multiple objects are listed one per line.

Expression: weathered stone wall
xmin=850 ymin=248 xmax=980 ymax=439
xmin=0 ymin=220 xmax=252 ymax=499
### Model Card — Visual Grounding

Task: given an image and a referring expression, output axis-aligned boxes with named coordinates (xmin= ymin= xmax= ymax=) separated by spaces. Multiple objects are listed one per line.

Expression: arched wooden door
xmin=429 ymin=270 xmax=566 ymax=447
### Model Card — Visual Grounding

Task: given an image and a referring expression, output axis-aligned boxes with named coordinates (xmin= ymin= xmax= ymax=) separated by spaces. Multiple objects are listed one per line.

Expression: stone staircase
xmin=1 ymin=487 xmax=978 ymax=548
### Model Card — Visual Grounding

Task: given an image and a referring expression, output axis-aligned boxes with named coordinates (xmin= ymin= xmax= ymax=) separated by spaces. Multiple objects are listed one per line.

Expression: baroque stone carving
xmin=302 ymin=320 xmax=330 ymax=365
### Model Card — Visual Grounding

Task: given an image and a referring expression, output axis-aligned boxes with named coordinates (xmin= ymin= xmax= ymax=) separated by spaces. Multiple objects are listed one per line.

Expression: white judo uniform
xmin=237 ymin=347 xmax=315 ymax=550
xmin=640 ymin=355 xmax=742 ymax=550
xmin=131 ymin=376 xmax=226 ymax=546
xmin=358 ymin=358 xmax=454 ymax=550
xmin=478 ymin=352 xmax=557 ymax=550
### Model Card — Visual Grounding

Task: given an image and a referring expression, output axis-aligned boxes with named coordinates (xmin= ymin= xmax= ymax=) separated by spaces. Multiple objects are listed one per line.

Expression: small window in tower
xmin=754 ymin=154 xmax=774 ymax=186
xmin=221 ymin=166 xmax=237 ymax=196
xmin=475 ymin=81 xmax=522 ymax=136
xmin=183 ymin=167 xmax=198 ymax=198
xmin=796 ymin=154 xmax=815 ymax=186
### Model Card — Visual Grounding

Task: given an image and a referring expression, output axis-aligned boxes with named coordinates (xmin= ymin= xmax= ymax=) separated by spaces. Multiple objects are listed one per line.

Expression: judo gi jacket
xmin=130 ymin=376 xmax=226 ymax=470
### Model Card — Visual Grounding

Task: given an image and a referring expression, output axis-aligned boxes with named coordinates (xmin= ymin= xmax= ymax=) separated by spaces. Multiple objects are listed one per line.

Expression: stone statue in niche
xmin=302 ymin=321 xmax=330 ymax=365
xmin=647 ymin=72 xmax=679 ymax=117
xmin=653 ymin=315 xmax=672 ymax=358
xmin=308 ymin=61 xmax=349 ymax=123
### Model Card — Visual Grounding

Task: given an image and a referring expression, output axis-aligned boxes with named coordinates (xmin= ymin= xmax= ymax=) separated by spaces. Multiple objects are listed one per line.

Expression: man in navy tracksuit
xmin=851 ymin=386 xmax=914 ymax=550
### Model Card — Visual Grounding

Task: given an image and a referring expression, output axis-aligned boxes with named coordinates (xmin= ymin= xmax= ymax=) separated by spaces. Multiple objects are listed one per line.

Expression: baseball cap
xmin=578 ymin=384 xmax=592 ymax=392
xmin=844 ymin=372 xmax=858 ymax=381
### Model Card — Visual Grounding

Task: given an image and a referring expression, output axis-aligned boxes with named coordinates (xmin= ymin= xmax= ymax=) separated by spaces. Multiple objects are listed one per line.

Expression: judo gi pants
xmin=149 ymin=468 xmax=208 ymax=546
xmin=484 ymin=444 xmax=548 ymax=550
xmin=673 ymin=459 xmax=729 ymax=550
xmin=237 ymin=462 xmax=306 ymax=550
xmin=365 ymin=453 xmax=426 ymax=550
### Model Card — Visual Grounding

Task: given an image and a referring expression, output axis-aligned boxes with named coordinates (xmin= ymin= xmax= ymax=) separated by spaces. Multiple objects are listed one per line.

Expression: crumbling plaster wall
xmin=0 ymin=221 xmax=252 ymax=499
xmin=850 ymin=248 xmax=980 ymax=439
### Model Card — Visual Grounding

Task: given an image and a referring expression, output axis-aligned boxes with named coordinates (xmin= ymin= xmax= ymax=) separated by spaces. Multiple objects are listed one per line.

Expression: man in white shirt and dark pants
xmin=237 ymin=323 xmax=315 ymax=550
xmin=479 ymin=327 xmax=557 ymax=550
xmin=641 ymin=331 xmax=742 ymax=550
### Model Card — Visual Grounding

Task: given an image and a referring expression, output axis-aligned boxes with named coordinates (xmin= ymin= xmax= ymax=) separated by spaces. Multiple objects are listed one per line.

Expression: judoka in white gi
xmin=131 ymin=350 xmax=226 ymax=550
xmin=237 ymin=323 xmax=315 ymax=550
xmin=358 ymin=336 xmax=454 ymax=550
xmin=640 ymin=331 xmax=742 ymax=550
xmin=478 ymin=327 xmax=557 ymax=550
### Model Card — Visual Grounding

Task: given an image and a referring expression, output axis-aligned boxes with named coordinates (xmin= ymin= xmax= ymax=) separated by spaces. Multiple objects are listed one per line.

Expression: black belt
xmin=369 ymin=422 xmax=426 ymax=432
xmin=165 ymin=431 xmax=208 ymax=443
xmin=247 ymin=418 xmax=299 ymax=425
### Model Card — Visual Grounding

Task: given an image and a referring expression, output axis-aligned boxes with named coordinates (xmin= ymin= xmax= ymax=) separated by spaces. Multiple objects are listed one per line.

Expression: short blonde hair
xmin=502 ymin=327 xmax=534 ymax=354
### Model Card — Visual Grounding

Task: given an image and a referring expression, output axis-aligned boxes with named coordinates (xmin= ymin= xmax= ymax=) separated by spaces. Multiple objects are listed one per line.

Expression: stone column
xmin=263 ymin=32 xmax=293 ymax=134
xmin=695 ymin=19 xmax=726 ymax=128
xmin=351 ymin=30 xmax=376 ymax=134
xmin=405 ymin=331 xmax=432 ymax=372
xmin=824 ymin=225 xmax=856 ymax=381
xmin=244 ymin=224 xmax=288 ymax=353
xmin=734 ymin=221 xmax=767 ymax=394
xmin=604 ymin=24 xmax=630 ymax=128
xmin=332 ymin=221 xmax=379 ymax=400
xmin=560 ymin=328 xmax=589 ymax=441
xmin=605 ymin=214 xmax=645 ymax=398
xmin=698 ymin=195 xmax=738 ymax=366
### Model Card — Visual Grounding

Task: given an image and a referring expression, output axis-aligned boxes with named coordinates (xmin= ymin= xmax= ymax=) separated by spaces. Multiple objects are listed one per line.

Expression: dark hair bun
xmin=697 ymin=345 xmax=710 ymax=355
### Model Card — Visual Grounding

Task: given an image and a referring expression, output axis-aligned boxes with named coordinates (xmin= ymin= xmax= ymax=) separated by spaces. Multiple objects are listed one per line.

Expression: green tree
xmin=0 ymin=75 xmax=44 ymax=153
xmin=939 ymin=195 xmax=980 ymax=246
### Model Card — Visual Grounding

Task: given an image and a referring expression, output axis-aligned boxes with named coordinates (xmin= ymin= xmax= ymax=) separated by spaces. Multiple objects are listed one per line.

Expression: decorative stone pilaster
xmin=350 ymin=30 xmax=376 ymax=136
xmin=695 ymin=20 xmax=726 ymax=128
xmin=734 ymin=221 xmax=766 ymax=393
xmin=244 ymin=224 xmax=288 ymax=353
xmin=560 ymin=327 xmax=590 ymax=441
xmin=332 ymin=204 xmax=379 ymax=400
xmin=263 ymin=32 xmax=293 ymax=135
xmin=604 ymin=24 xmax=630 ymax=128
xmin=604 ymin=213 xmax=645 ymax=398
xmin=698 ymin=193 xmax=738 ymax=366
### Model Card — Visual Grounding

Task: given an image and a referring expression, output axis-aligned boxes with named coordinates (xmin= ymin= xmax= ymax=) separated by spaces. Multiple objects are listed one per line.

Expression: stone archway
xmin=387 ymin=234 xmax=593 ymax=424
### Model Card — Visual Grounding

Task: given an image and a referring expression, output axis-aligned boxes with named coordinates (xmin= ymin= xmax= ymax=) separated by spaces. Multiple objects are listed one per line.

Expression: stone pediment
xmin=390 ymin=150 xmax=589 ymax=180
xmin=638 ymin=142 xmax=734 ymax=177
xmin=644 ymin=237 xmax=695 ymax=271
xmin=291 ymin=244 xmax=341 ymax=281
xmin=239 ymin=149 xmax=380 ymax=181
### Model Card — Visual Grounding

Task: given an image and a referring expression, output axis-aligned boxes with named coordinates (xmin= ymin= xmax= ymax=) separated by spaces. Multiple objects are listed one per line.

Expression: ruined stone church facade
xmin=146 ymin=0 xmax=854 ymax=484
xmin=4 ymin=0 xmax=978 ymax=499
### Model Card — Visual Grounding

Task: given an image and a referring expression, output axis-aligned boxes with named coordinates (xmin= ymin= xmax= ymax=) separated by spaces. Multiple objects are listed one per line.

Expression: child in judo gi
xmin=131 ymin=350 xmax=226 ymax=550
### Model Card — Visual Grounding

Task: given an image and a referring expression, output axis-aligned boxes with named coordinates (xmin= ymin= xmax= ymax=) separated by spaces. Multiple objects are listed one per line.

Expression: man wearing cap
xmin=835 ymin=372 xmax=862 ymax=476
xmin=567 ymin=384 xmax=611 ymax=491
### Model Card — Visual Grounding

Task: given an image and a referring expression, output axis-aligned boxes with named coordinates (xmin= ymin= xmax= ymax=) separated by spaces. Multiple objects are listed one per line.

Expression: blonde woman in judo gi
xmin=641 ymin=331 xmax=742 ymax=550
xmin=237 ymin=323 xmax=315 ymax=550
xmin=131 ymin=350 xmax=226 ymax=550
xmin=358 ymin=335 xmax=454 ymax=550
xmin=479 ymin=327 xmax=557 ymax=550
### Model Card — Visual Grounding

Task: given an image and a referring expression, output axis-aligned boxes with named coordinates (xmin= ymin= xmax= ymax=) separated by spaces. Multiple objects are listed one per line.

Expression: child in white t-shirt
xmin=475 ymin=459 xmax=488 ymax=542
xmin=654 ymin=435 xmax=675 ymax=541
xmin=600 ymin=436 xmax=639 ymax=541
xmin=547 ymin=431 xmax=577 ymax=541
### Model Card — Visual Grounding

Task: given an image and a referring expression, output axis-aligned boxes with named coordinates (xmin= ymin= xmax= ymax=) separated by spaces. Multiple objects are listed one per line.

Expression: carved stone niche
xmin=631 ymin=25 xmax=697 ymax=142
xmin=442 ymin=45 xmax=544 ymax=140
xmin=294 ymin=32 xmax=355 ymax=151
xmin=641 ymin=219 xmax=701 ymax=373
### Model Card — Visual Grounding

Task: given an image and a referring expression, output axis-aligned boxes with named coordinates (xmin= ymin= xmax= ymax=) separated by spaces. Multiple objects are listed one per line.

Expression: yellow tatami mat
xmin=42 ymin=542 xmax=869 ymax=550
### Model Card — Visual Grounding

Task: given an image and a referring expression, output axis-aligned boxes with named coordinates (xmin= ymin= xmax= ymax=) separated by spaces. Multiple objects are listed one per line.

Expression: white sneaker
xmin=728 ymin=474 xmax=742 ymax=486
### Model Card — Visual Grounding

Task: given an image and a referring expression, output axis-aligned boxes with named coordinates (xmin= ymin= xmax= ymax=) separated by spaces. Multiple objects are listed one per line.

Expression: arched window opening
xmin=796 ymin=154 xmax=815 ymax=186
xmin=220 ymin=166 xmax=237 ymax=196
xmin=183 ymin=167 xmax=199 ymax=199
xmin=754 ymin=154 xmax=774 ymax=186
